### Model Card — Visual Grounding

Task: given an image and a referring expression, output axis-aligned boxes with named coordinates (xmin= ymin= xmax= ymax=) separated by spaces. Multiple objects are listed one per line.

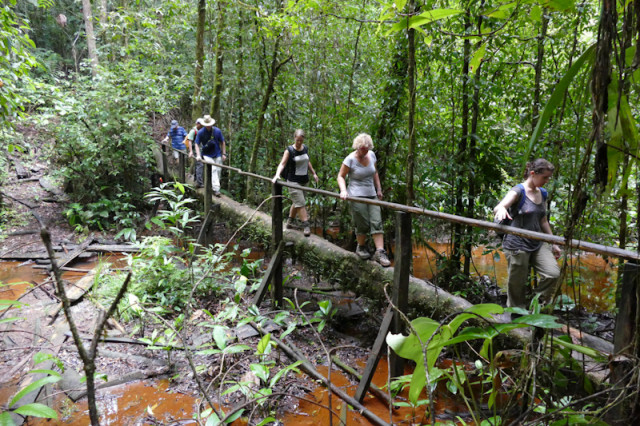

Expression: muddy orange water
xmin=411 ymin=243 xmax=617 ymax=313
xmin=28 ymin=380 xmax=200 ymax=425
xmin=282 ymin=358 xmax=477 ymax=425
xmin=0 ymin=254 xmax=128 ymax=301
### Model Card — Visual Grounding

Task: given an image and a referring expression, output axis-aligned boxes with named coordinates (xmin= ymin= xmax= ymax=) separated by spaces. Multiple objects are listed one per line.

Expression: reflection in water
xmin=0 ymin=254 xmax=128 ymax=301
xmin=412 ymin=243 xmax=617 ymax=313
xmin=0 ymin=261 xmax=46 ymax=301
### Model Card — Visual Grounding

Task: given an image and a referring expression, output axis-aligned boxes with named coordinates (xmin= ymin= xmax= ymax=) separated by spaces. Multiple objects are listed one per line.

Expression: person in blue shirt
xmin=194 ymin=115 xmax=227 ymax=196
xmin=162 ymin=120 xmax=187 ymax=165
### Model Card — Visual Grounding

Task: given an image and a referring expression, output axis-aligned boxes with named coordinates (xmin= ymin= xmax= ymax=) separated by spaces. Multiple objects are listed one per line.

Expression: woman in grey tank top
xmin=493 ymin=159 xmax=562 ymax=310
xmin=337 ymin=133 xmax=390 ymax=267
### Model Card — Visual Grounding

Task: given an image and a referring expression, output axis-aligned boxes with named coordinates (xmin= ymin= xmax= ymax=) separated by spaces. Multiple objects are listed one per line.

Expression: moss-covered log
xmin=211 ymin=194 xmax=472 ymax=319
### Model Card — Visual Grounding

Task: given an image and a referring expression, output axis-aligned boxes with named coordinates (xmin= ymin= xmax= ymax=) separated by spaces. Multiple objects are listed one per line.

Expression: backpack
xmin=283 ymin=145 xmax=296 ymax=180
xmin=495 ymin=184 xmax=548 ymax=239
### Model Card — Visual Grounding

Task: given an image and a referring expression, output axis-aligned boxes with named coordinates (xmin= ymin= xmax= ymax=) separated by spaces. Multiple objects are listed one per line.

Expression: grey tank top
xmin=503 ymin=190 xmax=546 ymax=252
xmin=342 ymin=151 xmax=377 ymax=197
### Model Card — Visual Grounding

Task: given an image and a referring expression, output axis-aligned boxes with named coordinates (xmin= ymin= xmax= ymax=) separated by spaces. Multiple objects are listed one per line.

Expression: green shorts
xmin=350 ymin=198 xmax=383 ymax=235
xmin=288 ymin=183 xmax=307 ymax=208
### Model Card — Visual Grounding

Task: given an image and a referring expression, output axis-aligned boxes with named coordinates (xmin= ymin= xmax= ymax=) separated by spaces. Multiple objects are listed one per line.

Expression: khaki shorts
xmin=288 ymin=183 xmax=307 ymax=208
xmin=350 ymin=198 xmax=383 ymax=235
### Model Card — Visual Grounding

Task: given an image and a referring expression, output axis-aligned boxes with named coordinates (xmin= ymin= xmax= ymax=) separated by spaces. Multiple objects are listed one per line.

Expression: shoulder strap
xmin=540 ymin=187 xmax=548 ymax=201
xmin=516 ymin=184 xmax=526 ymax=210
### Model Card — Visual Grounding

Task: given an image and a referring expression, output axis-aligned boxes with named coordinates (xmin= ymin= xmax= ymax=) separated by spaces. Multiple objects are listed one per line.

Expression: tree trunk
xmin=453 ymin=12 xmax=471 ymax=271
xmin=405 ymin=0 xmax=417 ymax=206
xmin=532 ymin=11 xmax=549 ymax=130
xmin=246 ymin=36 xmax=291 ymax=201
xmin=345 ymin=21 xmax=364 ymax=142
xmin=81 ymin=0 xmax=99 ymax=77
xmin=592 ymin=0 xmax=617 ymax=191
xmin=210 ymin=0 xmax=225 ymax=120
xmin=99 ymin=0 xmax=107 ymax=25
xmin=373 ymin=36 xmax=407 ymax=187
xmin=192 ymin=0 xmax=206 ymax=121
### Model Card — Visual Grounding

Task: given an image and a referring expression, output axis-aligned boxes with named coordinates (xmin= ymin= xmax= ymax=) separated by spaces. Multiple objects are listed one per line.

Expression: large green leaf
xmin=526 ymin=43 xmax=596 ymax=160
xmin=512 ymin=314 xmax=563 ymax=328
xmin=10 ymin=376 xmax=60 ymax=407
xmin=552 ymin=336 xmax=608 ymax=362
xmin=13 ymin=403 xmax=58 ymax=419
xmin=469 ymin=44 xmax=486 ymax=75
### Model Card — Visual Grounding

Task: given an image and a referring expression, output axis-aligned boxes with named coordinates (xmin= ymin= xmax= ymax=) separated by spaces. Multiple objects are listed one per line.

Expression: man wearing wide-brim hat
xmin=194 ymin=115 xmax=227 ymax=196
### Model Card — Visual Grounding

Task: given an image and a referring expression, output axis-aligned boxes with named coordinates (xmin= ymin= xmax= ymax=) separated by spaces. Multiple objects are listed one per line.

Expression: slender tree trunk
xmin=453 ymin=12 xmax=471 ymax=270
xmin=405 ymin=0 xmax=417 ymax=206
xmin=373 ymin=36 xmax=408 ymax=186
xmin=99 ymin=0 xmax=107 ymax=25
xmin=565 ymin=0 xmax=616 ymax=244
xmin=81 ymin=0 xmax=99 ymax=77
xmin=210 ymin=0 xmax=225 ymax=120
xmin=246 ymin=36 xmax=291 ymax=201
xmin=345 ymin=20 xmax=363 ymax=142
xmin=592 ymin=0 xmax=617 ymax=191
xmin=192 ymin=0 xmax=206 ymax=121
xmin=532 ymin=12 xmax=549 ymax=130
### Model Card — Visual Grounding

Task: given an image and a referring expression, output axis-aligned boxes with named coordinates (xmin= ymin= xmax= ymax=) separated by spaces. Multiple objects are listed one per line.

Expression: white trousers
xmin=203 ymin=155 xmax=222 ymax=192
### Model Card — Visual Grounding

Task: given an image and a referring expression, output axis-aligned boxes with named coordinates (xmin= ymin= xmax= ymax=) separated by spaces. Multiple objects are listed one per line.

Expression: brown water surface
xmin=0 ymin=254 xmax=128 ymax=301
xmin=411 ymin=243 xmax=617 ymax=313
xmin=28 ymin=380 xmax=199 ymax=425
xmin=281 ymin=358 xmax=472 ymax=425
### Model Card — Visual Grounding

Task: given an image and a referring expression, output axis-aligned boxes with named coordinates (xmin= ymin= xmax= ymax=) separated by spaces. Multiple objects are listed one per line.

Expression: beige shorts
xmin=288 ymin=183 xmax=307 ymax=208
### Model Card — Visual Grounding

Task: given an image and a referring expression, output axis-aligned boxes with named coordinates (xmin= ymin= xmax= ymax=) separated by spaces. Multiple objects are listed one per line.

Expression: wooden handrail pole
xmin=390 ymin=211 xmax=412 ymax=378
xmin=272 ymin=182 xmax=283 ymax=308
xmin=204 ymin=162 xmax=212 ymax=216
xmin=178 ymin=152 xmax=186 ymax=183
xmin=161 ymin=144 xmax=168 ymax=179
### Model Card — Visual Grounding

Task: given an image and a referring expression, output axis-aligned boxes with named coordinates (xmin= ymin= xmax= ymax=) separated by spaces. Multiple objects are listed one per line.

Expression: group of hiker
xmin=162 ymin=114 xmax=226 ymax=197
xmin=163 ymin=118 xmax=561 ymax=311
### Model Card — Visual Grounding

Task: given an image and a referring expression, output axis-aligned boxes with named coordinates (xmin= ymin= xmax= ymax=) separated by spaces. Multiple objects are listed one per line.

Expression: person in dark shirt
xmin=494 ymin=158 xmax=561 ymax=310
xmin=272 ymin=129 xmax=318 ymax=237
xmin=194 ymin=115 xmax=226 ymax=196
xmin=162 ymin=119 xmax=187 ymax=166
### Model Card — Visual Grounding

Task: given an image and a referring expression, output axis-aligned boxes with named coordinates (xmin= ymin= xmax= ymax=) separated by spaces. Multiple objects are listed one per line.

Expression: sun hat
xmin=196 ymin=118 xmax=204 ymax=125
xmin=170 ymin=120 xmax=178 ymax=129
xmin=201 ymin=115 xmax=215 ymax=126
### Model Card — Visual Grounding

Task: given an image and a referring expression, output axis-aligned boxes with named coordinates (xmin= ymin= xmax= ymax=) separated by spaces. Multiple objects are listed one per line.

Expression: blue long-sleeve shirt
xmin=167 ymin=127 xmax=187 ymax=150
xmin=195 ymin=127 xmax=225 ymax=158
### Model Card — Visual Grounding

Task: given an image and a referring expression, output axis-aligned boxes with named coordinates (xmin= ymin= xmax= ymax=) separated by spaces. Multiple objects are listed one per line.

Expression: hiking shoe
xmin=355 ymin=245 xmax=371 ymax=260
xmin=302 ymin=221 xmax=311 ymax=237
xmin=373 ymin=249 xmax=391 ymax=267
xmin=286 ymin=217 xmax=296 ymax=229
xmin=214 ymin=191 xmax=221 ymax=197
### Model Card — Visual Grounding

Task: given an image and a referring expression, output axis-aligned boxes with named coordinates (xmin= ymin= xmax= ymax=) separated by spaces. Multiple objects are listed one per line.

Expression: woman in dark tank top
xmin=493 ymin=159 xmax=562 ymax=311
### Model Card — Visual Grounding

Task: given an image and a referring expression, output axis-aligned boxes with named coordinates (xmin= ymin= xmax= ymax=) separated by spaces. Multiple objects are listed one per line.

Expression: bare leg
xmin=297 ymin=207 xmax=308 ymax=222
xmin=356 ymin=234 xmax=367 ymax=246
xmin=288 ymin=205 xmax=298 ymax=219
xmin=372 ymin=233 xmax=384 ymax=250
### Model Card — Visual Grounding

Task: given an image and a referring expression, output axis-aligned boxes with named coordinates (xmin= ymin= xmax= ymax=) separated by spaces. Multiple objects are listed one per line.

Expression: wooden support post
xmin=196 ymin=210 xmax=213 ymax=248
xmin=204 ymin=162 xmax=212 ymax=217
xmin=607 ymin=262 xmax=640 ymax=423
xmin=354 ymin=306 xmax=394 ymax=403
xmin=271 ymin=182 xmax=283 ymax=308
xmin=161 ymin=145 xmax=168 ymax=179
xmin=390 ymin=211 xmax=412 ymax=378
xmin=251 ymin=241 xmax=284 ymax=307
xmin=178 ymin=152 xmax=186 ymax=183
